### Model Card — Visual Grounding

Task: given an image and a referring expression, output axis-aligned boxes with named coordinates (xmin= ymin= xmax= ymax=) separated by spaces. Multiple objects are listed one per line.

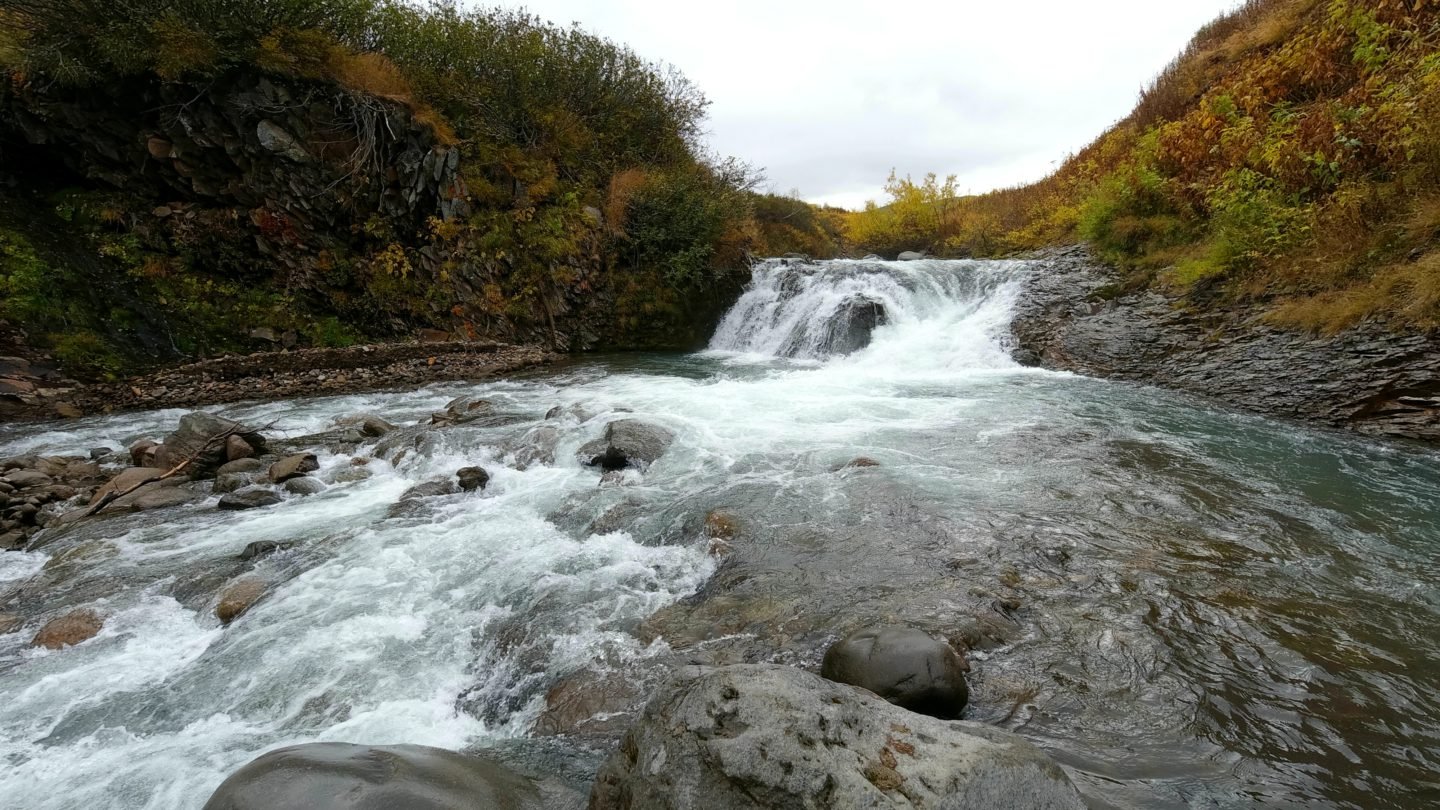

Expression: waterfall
xmin=707 ymin=257 xmax=1029 ymax=368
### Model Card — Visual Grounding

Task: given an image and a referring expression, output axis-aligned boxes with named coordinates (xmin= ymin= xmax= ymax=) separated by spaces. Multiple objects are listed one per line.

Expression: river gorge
xmin=1 ymin=258 xmax=1437 ymax=809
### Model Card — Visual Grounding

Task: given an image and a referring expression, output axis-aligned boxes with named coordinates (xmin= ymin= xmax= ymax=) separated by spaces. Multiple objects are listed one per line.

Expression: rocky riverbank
xmin=0 ymin=341 xmax=555 ymax=422
xmin=1009 ymin=245 xmax=1440 ymax=444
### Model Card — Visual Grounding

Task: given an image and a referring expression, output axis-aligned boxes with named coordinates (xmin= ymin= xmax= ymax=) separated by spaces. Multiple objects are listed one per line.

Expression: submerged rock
xmin=216 ymin=576 xmax=267 ymax=625
xmin=31 ymin=608 xmax=104 ymax=649
xmin=579 ymin=419 xmax=675 ymax=472
xmin=238 ymin=540 xmax=291 ymax=561
xmin=589 ymin=664 xmax=1083 ymax=810
xmin=822 ymin=625 xmax=970 ymax=719
xmin=456 ymin=466 xmax=490 ymax=492
xmin=0 ymin=612 xmax=23 ymax=635
xmin=201 ymin=742 xmax=548 ymax=810
xmin=399 ymin=479 xmax=461 ymax=501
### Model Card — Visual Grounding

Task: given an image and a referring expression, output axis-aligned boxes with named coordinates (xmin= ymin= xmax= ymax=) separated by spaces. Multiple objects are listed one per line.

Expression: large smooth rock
xmin=283 ymin=476 xmax=326 ymax=496
xmin=589 ymin=665 xmax=1083 ymax=810
xmin=578 ymin=419 xmax=675 ymax=472
xmin=201 ymin=742 xmax=545 ymax=810
xmin=90 ymin=467 xmax=164 ymax=504
xmin=111 ymin=481 xmax=203 ymax=512
xmin=217 ymin=458 xmax=267 ymax=476
xmin=4 ymin=469 xmax=53 ymax=490
xmin=153 ymin=412 xmax=267 ymax=478
xmin=822 ymin=625 xmax=970 ymax=719
xmin=225 ymin=434 xmax=256 ymax=461
xmin=897 ymin=250 xmax=926 ymax=261
xmin=216 ymin=576 xmax=267 ymax=625
xmin=31 ymin=608 xmax=104 ymax=649
xmin=269 ymin=453 xmax=319 ymax=483
xmin=219 ymin=488 xmax=282 ymax=511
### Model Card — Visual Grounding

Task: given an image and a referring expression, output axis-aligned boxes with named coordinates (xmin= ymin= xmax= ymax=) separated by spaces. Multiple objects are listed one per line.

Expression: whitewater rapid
xmin=1 ymin=258 xmax=1438 ymax=809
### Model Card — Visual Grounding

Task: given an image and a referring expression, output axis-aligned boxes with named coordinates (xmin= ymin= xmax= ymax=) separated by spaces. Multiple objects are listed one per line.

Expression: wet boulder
xmin=153 ymin=412 xmax=267 ymax=478
xmin=897 ymin=250 xmax=927 ymax=261
xmin=282 ymin=476 xmax=326 ymax=496
xmin=508 ymin=425 xmax=561 ymax=470
xmin=335 ymin=413 xmax=397 ymax=437
xmin=431 ymin=396 xmax=492 ymax=426
xmin=217 ymin=458 xmax=266 ymax=476
xmin=31 ymin=608 xmax=105 ymax=649
xmin=589 ymin=664 xmax=1083 ymax=810
xmin=219 ymin=488 xmax=283 ymax=511
xmin=238 ymin=540 xmax=291 ymax=560
xmin=90 ymin=467 xmax=164 ymax=505
xmin=4 ymin=469 xmax=53 ymax=490
xmin=216 ymin=576 xmax=267 ymax=625
xmin=201 ymin=742 xmax=548 ymax=810
xmin=400 ymin=479 xmax=461 ymax=501
xmin=822 ymin=295 xmax=887 ymax=355
xmin=111 ymin=481 xmax=203 ymax=512
xmin=129 ymin=439 xmax=159 ymax=467
xmin=268 ymin=453 xmax=319 ymax=483
xmin=214 ymin=473 xmax=253 ymax=494
xmin=388 ymin=478 xmax=462 ymax=517
xmin=456 ymin=466 xmax=490 ymax=492
xmin=578 ymin=419 xmax=676 ymax=472
xmin=821 ymin=625 xmax=970 ymax=719
xmin=0 ymin=612 xmax=23 ymax=634
xmin=225 ymin=435 xmax=256 ymax=462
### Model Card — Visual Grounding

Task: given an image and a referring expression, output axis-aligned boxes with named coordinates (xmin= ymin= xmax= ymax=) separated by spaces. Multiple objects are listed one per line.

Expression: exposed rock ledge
xmin=0 ymin=341 xmax=555 ymax=421
xmin=1009 ymin=246 xmax=1440 ymax=443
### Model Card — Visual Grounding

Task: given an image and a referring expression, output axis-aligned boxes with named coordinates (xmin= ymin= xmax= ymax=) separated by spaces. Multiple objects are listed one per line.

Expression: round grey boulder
xmin=283 ymin=476 xmax=326 ymax=496
xmin=822 ymin=625 xmax=970 ymax=719
xmin=201 ymin=742 xmax=543 ymax=810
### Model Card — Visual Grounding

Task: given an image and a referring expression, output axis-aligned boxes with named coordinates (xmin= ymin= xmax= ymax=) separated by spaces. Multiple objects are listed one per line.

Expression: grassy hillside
xmin=848 ymin=0 xmax=1440 ymax=332
xmin=0 ymin=0 xmax=838 ymax=376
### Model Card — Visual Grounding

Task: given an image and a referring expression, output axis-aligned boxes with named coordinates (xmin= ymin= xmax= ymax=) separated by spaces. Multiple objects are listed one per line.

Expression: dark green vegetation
xmin=0 ymin=0 xmax=839 ymax=377
xmin=847 ymin=0 xmax=1440 ymax=332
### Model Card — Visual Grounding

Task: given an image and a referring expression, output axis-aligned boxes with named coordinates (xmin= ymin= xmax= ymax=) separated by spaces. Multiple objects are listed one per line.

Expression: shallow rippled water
xmin=0 ymin=259 xmax=1436 ymax=809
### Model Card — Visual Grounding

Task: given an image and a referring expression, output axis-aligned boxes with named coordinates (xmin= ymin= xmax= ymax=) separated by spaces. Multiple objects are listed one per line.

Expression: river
xmin=1 ymin=258 xmax=1437 ymax=808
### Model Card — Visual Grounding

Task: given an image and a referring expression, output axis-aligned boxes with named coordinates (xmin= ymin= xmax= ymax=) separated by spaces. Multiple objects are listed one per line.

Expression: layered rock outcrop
xmin=1011 ymin=246 xmax=1440 ymax=443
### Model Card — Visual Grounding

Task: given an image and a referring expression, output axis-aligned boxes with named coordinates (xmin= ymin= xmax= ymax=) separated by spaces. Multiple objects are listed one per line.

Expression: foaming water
xmin=1 ymin=259 xmax=1438 ymax=809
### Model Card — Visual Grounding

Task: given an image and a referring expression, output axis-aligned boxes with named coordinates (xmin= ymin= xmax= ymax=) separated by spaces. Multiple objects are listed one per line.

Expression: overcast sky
xmin=488 ymin=1 xmax=1242 ymax=209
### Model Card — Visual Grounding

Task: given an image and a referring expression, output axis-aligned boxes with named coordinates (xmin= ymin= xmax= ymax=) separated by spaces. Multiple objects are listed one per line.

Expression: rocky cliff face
xmin=1010 ymin=246 xmax=1440 ymax=444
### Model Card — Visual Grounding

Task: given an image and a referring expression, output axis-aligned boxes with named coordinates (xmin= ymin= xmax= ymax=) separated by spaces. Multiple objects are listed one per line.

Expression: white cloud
xmin=484 ymin=0 xmax=1243 ymax=209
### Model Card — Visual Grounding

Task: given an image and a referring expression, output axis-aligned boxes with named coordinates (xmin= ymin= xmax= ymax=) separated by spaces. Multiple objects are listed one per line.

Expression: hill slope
xmin=849 ymin=0 xmax=1440 ymax=333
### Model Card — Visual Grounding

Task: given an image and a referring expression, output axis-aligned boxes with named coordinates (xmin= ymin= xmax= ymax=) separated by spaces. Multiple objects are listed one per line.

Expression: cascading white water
xmin=4 ymin=258 xmax=1440 ymax=810
xmin=708 ymin=257 xmax=1028 ymax=366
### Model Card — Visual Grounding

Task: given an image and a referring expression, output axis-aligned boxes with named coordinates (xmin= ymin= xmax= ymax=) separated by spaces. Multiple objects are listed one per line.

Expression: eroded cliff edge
xmin=1010 ymin=246 xmax=1440 ymax=444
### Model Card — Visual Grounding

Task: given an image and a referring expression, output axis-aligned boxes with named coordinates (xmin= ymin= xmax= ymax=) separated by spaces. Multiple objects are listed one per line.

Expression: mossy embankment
xmin=0 ymin=0 xmax=841 ymax=383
